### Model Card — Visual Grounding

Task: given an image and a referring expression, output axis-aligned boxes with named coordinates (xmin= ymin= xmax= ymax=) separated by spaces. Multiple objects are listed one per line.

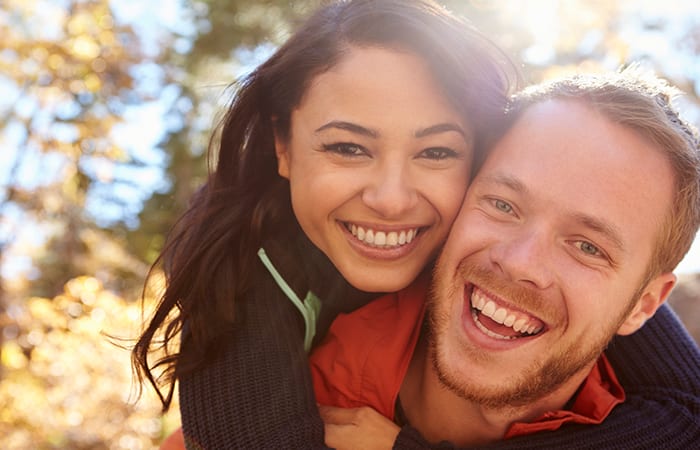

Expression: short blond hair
xmin=507 ymin=67 xmax=700 ymax=279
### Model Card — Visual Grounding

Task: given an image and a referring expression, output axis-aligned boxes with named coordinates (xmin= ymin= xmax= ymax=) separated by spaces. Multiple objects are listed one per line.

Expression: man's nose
xmin=490 ymin=228 xmax=555 ymax=290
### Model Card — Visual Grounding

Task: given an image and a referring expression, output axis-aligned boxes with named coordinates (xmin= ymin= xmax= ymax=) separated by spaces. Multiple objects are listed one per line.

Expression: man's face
xmin=429 ymin=99 xmax=676 ymax=409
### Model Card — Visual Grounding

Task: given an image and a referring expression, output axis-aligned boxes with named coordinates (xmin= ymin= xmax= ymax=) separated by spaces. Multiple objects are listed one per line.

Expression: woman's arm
xmin=178 ymin=274 xmax=326 ymax=449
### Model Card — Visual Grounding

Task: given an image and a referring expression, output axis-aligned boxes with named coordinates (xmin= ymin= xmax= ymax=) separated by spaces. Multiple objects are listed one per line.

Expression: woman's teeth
xmin=348 ymin=224 xmax=418 ymax=248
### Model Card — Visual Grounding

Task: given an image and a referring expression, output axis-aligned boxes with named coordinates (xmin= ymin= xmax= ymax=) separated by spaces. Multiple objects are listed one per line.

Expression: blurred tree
xmin=0 ymin=275 xmax=179 ymax=449
xmin=0 ymin=0 xmax=164 ymax=300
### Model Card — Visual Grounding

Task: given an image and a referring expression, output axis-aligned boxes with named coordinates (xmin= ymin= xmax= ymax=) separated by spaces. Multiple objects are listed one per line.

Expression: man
xmin=311 ymin=68 xmax=700 ymax=448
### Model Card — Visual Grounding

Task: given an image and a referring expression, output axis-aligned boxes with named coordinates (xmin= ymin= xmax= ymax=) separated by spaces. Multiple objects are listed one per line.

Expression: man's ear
xmin=273 ymin=122 xmax=291 ymax=180
xmin=617 ymin=272 xmax=676 ymax=336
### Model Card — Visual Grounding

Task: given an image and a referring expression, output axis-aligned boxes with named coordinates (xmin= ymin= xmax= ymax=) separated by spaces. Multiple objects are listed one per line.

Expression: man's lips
xmin=468 ymin=285 xmax=546 ymax=340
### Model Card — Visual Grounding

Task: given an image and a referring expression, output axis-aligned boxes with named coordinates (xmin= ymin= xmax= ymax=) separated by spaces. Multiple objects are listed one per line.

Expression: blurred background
xmin=1 ymin=0 xmax=698 ymax=448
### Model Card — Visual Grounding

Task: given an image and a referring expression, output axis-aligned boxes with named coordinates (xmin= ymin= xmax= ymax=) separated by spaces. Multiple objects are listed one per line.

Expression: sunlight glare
xmin=497 ymin=0 xmax=560 ymax=64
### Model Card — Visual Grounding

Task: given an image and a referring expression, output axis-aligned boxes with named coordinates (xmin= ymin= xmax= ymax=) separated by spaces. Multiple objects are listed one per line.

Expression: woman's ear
xmin=616 ymin=272 xmax=676 ymax=336
xmin=273 ymin=120 xmax=290 ymax=179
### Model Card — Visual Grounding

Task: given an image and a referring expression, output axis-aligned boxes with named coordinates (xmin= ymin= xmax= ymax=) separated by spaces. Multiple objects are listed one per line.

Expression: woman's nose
xmin=361 ymin=165 xmax=418 ymax=218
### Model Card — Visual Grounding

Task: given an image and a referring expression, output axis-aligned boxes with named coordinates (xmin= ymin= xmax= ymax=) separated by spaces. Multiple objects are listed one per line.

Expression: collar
xmin=504 ymin=354 xmax=625 ymax=438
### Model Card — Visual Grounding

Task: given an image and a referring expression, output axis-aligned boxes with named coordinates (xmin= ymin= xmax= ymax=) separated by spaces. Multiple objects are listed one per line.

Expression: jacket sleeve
xmin=393 ymin=304 xmax=700 ymax=449
xmin=178 ymin=278 xmax=327 ymax=449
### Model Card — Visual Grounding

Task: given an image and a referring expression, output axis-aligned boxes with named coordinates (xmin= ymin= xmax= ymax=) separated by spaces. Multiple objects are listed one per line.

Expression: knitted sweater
xmin=178 ymin=233 xmax=700 ymax=449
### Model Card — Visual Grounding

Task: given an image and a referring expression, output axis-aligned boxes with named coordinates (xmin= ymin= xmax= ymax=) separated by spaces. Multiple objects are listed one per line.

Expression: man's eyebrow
xmin=478 ymin=173 xmax=527 ymax=193
xmin=572 ymin=213 xmax=626 ymax=253
xmin=315 ymin=121 xmax=378 ymax=138
xmin=415 ymin=123 xmax=468 ymax=140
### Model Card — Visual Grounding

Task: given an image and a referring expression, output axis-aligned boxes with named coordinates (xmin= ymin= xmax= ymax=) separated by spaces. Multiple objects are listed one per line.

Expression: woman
xmin=134 ymin=1 xmax=700 ymax=448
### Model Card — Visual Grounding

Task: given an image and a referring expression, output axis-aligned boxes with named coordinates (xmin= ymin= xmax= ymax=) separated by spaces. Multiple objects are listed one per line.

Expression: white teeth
xmin=349 ymin=224 xmax=419 ymax=248
xmin=482 ymin=300 xmax=496 ymax=317
xmin=470 ymin=289 xmax=543 ymax=337
xmin=492 ymin=308 xmax=507 ymax=324
xmin=513 ymin=318 xmax=526 ymax=332
xmin=374 ymin=231 xmax=386 ymax=246
xmin=472 ymin=310 xmax=516 ymax=340
xmin=473 ymin=292 xmax=486 ymax=310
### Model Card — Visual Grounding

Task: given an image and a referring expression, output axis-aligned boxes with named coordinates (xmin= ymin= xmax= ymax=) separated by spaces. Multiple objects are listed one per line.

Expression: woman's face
xmin=275 ymin=46 xmax=474 ymax=292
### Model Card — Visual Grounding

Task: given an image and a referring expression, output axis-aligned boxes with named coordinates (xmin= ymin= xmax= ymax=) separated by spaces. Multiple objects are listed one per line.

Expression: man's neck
xmin=399 ymin=336 xmax=592 ymax=446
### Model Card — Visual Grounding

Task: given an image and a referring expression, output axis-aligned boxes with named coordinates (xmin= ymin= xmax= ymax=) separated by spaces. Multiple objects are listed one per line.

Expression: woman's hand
xmin=319 ymin=405 xmax=401 ymax=450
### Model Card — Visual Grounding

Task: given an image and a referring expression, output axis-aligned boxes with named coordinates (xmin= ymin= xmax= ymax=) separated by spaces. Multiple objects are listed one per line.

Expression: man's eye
xmin=493 ymin=199 xmax=513 ymax=213
xmin=419 ymin=147 xmax=458 ymax=161
xmin=322 ymin=143 xmax=367 ymax=157
xmin=576 ymin=241 xmax=602 ymax=257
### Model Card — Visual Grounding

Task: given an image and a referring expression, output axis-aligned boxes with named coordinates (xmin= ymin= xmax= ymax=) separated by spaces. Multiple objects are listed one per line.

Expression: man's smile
xmin=468 ymin=285 xmax=546 ymax=341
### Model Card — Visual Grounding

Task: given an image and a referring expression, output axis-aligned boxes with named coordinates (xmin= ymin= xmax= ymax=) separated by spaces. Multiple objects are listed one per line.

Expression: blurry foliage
xmin=0 ymin=275 xmax=180 ymax=449
xmin=0 ymin=0 xmax=164 ymax=299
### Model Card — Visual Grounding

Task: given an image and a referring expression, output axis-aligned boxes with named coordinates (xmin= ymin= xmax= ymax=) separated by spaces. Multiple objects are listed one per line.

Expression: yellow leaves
xmin=69 ymin=35 xmax=101 ymax=60
xmin=84 ymin=73 xmax=102 ymax=92
xmin=64 ymin=275 xmax=102 ymax=302
xmin=1 ymin=275 xmax=176 ymax=448
xmin=67 ymin=11 xmax=97 ymax=36
xmin=27 ymin=296 xmax=68 ymax=329
xmin=1 ymin=341 xmax=28 ymax=370
xmin=90 ymin=57 xmax=107 ymax=73
xmin=47 ymin=52 xmax=65 ymax=71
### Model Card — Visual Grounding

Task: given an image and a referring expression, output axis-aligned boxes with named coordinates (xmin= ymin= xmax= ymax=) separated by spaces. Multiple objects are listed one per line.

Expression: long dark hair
xmin=132 ymin=0 xmax=519 ymax=410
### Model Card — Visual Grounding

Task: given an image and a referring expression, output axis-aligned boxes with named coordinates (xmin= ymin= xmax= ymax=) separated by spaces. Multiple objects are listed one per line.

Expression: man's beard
xmin=426 ymin=260 xmax=634 ymax=410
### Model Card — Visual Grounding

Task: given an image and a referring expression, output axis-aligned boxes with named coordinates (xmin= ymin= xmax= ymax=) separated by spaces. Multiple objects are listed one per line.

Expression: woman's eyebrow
xmin=315 ymin=121 xmax=378 ymax=138
xmin=315 ymin=121 xmax=468 ymax=141
xmin=415 ymin=122 xmax=468 ymax=139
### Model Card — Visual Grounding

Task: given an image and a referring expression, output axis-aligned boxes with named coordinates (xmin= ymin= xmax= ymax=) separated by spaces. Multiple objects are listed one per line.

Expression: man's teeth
xmin=349 ymin=224 xmax=418 ymax=248
xmin=471 ymin=290 xmax=543 ymax=336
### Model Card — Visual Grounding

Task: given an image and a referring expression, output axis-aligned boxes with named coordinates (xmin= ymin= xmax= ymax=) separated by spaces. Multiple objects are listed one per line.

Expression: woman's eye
xmin=419 ymin=147 xmax=458 ymax=161
xmin=493 ymin=199 xmax=513 ymax=213
xmin=322 ymin=143 xmax=367 ymax=157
